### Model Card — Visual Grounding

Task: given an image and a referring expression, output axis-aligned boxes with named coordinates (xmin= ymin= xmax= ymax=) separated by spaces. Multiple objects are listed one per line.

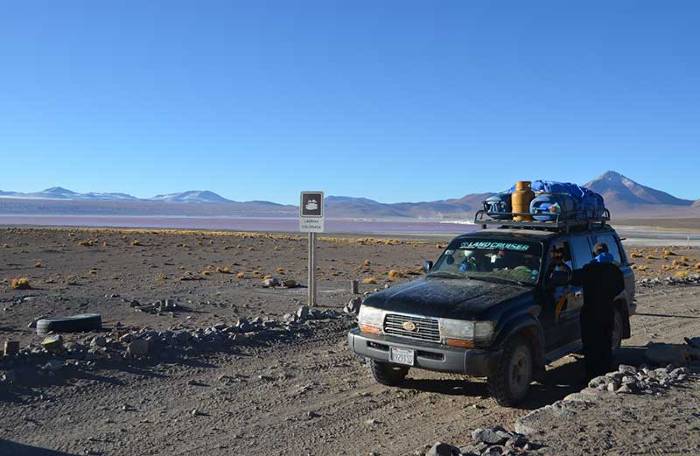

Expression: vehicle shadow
xmin=399 ymin=358 xmax=586 ymax=410
xmin=398 ymin=347 xmax=661 ymax=411
xmin=0 ymin=439 xmax=78 ymax=456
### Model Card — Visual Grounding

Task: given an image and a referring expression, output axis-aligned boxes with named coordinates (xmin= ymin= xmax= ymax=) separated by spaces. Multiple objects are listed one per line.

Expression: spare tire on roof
xmin=36 ymin=313 xmax=102 ymax=335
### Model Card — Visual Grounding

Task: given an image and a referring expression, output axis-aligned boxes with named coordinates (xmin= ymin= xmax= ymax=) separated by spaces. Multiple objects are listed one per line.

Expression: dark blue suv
xmin=348 ymin=221 xmax=635 ymax=406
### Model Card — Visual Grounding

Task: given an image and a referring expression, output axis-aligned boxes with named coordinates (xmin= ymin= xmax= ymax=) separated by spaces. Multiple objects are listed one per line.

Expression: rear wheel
xmin=369 ymin=360 xmax=409 ymax=386
xmin=488 ymin=336 xmax=533 ymax=407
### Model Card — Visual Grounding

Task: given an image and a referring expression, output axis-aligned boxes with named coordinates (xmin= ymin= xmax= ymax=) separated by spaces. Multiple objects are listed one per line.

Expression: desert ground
xmin=1 ymin=227 xmax=699 ymax=456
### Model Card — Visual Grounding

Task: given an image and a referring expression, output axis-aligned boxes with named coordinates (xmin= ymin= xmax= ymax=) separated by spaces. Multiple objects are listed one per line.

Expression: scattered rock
xmin=426 ymin=442 xmax=460 ymax=456
xmin=262 ymin=277 xmax=281 ymax=288
xmin=345 ymin=297 xmax=362 ymax=315
xmin=126 ymin=338 xmax=150 ymax=357
xmin=41 ymin=335 xmax=64 ymax=354
xmin=3 ymin=340 xmax=20 ymax=357
xmin=296 ymin=306 xmax=310 ymax=322
xmin=90 ymin=336 xmax=107 ymax=348
xmin=282 ymin=279 xmax=297 ymax=288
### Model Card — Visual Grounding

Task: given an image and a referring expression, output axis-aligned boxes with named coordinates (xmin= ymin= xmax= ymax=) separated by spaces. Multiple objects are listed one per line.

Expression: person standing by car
xmin=569 ymin=242 xmax=625 ymax=380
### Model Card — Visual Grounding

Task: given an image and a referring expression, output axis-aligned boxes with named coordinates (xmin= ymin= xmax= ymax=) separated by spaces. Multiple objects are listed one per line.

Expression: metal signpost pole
xmin=308 ymin=232 xmax=316 ymax=306
xmin=300 ymin=191 xmax=324 ymax=308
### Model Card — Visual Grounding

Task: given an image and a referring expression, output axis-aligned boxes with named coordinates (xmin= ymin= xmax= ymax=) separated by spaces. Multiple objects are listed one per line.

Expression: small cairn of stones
xmin=588 ymin=364 xmax=690 ymax=395
xmin=426 ymin=426 xmax=543 ymax=456
xmin=639 ymin=274 xmax=700 ymax=287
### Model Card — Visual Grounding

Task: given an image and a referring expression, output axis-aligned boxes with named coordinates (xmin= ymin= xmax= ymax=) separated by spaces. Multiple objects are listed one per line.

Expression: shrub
xmin=387 ymin=270 xmax=404 ymax=280
xmin=34 ymin=262 xmax=43 ymax=268
xmin=236 ymin=272 xmax=246 ymax=279
xmin=216 ymin=266 xmax=232 ymax=274
xmin=78 ymin=240 xmax=95 ymax=247
xmin=674 ymin=270 xmax=689 ymax=279
xmin=362 ymin=277 xmax=377 ymax=285
xmin=630 ymin=252 xmax=644 ymax=259
xmin=131 ymin=240 xmax=142 ymax=246
xmin=11 ymin=277 xmax=31 ymax=290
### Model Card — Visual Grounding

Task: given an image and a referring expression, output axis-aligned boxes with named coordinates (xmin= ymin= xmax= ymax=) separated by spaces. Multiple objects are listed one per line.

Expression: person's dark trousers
xmin=581 ymin=312 xmax=613 ymax=381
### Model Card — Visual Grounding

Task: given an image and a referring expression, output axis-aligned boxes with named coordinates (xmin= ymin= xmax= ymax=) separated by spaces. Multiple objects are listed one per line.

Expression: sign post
xmin=300 ymin=191 xmax=324 ymax=307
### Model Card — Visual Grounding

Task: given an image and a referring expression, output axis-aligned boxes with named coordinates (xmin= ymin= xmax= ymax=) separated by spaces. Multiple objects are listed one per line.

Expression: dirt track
xmin=1 ymin=229 xmax=699 ymax=455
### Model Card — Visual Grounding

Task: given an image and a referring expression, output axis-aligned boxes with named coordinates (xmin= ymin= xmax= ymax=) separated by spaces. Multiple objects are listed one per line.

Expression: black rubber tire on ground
xmin=369 ymin=359 xmax=409 ymax=386
xmin=36 ymin=313 xmax=102 ymax=335
xmin=487 ymin=336 xmax=534 ymax=407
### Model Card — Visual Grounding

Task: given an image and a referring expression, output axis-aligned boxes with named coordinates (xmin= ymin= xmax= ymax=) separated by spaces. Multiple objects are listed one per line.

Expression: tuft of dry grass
xmin=674 ymin=270 xmax=690 ymax=279
xmin=276 ymin=267 xmax=285 ymax=274
xmin=216 ymin=266 xmax=232 ymax=274
xmin=672 ymin=259 xmax=689 ymax=268
xmin=646 ymin=255 xmax=659 ymax=260
xmin=362 ymin=259 xmax=371 ymax=267
xmin=630 ymin=252 xmax=644 ymax=259
xmin=236 ymin=272 xmax=246 ymax=279
xmin=131 ymin=240 xmax=143 ymax=246
xmin=387 ymin=270 xmax=404 ymax=280
xmin=78 ymin=239 xmax=95 ymax=247
xmin=11 ymin=277 xmax=31 ymax=290
xmin=362 ymin=277 xmax=378 ymax=285
xmin=34 ymin=261 xmax=43 ymax=268
xmin=696 ymin=263 xmax=700 ymax=270
xmin=663 ymin=249 xmax=677 ymax=256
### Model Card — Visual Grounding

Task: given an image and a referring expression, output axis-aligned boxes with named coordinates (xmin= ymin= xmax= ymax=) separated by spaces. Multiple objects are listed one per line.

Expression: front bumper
xmin=347 ymin=328 xmax=500 ymax=377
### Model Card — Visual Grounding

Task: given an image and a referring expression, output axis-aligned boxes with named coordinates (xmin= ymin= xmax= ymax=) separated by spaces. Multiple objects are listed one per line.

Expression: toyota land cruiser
xmin=347 ymin=214 xmax=635 ymax=406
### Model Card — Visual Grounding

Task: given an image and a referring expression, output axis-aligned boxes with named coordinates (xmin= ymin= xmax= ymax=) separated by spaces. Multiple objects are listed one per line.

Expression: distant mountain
xmin=325 ymin=193 xmax=493 ymax=219
xmin=0 ymin=187 xmax=138 ymax=201
xmin=151 ymin=190 xmax=231 ymax=204
xmin=585 ymin=171 xmax=694 ymax=208
xmin=0 ymin=172 xmax=697 ymax=219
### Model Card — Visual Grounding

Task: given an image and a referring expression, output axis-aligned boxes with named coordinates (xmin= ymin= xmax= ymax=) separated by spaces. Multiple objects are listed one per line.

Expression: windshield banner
xmin=460 ymin=241 xmax=532 ymax=252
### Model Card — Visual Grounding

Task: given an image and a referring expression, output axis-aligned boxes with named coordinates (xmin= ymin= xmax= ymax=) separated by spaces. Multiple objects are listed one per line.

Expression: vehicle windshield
xmin=429 ymin=239 xmax=543 ymax=285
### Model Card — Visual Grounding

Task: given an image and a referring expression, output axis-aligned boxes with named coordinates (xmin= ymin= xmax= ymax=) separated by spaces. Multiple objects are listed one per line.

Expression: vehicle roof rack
xmin=473 ymin=209 xmax=611 ymax=234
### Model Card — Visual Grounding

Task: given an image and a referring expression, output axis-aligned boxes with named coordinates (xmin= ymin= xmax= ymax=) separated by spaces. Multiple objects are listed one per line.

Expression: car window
xmin=591 ymin=233 xmax=623 ymax=265
xmin=569 ymin=236 xmax=593 ymax=269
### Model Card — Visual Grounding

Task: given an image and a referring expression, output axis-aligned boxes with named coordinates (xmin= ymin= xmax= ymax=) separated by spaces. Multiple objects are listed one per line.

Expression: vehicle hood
xmin=362 ymin=277 xmax=532 ymax=320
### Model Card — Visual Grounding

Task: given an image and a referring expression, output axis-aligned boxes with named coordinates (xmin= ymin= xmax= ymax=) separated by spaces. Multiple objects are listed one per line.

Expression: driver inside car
xmin=459 ymin=251 xmax=478 ymax=272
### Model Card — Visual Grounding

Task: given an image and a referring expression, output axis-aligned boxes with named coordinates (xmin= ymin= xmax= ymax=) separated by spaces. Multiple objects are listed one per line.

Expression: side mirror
xmin=423 ymin=260 xmax=433 ymax=273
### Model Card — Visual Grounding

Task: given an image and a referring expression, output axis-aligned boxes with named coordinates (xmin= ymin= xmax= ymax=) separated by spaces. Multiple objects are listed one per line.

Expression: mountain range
xmin=1 ymin=171 xmax=698 ymax=219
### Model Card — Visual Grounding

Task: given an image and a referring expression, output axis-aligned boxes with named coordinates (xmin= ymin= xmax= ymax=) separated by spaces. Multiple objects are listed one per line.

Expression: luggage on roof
xmin=482 ymin=179 xmax=607 ymax=223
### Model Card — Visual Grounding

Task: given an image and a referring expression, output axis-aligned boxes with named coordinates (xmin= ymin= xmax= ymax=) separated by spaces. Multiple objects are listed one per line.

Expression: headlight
xmin=439 ymin=319 xmax=475 ymax=339
xmin=474 ymin=321 xmax=496 ymax=341
xmin=439 ymin=319 xmax=496 ymax=347
xmin=358 ymin=306 xmax=384 ymax=335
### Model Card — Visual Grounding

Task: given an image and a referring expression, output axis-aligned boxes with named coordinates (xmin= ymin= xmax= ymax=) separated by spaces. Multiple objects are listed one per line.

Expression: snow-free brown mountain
xmin=1 ymin=172 xmax=698 ymax=219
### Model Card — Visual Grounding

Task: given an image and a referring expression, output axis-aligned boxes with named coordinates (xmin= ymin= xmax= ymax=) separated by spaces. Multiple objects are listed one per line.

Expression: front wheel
xmin=487 ymin=336 xmax=533 ymax=407
xmin=369 ymin=360 xmax=409 ymax=386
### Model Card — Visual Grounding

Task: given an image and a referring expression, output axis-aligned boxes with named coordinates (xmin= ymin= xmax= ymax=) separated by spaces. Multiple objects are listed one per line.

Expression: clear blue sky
xmin=1 ymin=1 xmax=699 ymax=204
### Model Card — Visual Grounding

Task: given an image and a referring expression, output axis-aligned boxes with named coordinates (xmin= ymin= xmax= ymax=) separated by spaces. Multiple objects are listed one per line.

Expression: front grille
xmin=383 ymin=313 xmax=440 ymax=342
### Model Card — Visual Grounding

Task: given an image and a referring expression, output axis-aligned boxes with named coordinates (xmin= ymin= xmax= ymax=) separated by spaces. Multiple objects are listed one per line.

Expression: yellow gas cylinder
xmin=512 ymin=181 xmax=534 ymax=221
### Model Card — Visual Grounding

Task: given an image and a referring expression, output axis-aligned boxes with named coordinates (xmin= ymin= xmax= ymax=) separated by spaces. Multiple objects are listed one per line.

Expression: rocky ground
xmin=1 ymin=228 xmax=699 ymax=456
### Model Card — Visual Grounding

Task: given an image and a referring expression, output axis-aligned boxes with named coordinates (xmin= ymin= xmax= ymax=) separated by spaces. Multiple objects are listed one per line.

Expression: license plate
xmin=390 ymin=347 xmax=415 ymax=366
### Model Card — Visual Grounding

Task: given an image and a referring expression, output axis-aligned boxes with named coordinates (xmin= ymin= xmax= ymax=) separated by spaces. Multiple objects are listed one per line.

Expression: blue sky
xmin=1 ymin=1 xmax=699 ymax=204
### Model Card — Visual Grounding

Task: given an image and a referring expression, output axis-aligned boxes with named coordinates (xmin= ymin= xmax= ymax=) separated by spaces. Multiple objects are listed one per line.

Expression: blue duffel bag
xmin=530 ymin=193 xmax=579 ymax=221
xmin=484 ymin=193 xmax=512 ymax=220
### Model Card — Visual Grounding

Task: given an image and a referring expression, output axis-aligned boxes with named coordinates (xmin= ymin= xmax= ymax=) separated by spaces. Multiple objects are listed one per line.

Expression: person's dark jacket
xmin=570 ymin=259 xmax=625 ymax=327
